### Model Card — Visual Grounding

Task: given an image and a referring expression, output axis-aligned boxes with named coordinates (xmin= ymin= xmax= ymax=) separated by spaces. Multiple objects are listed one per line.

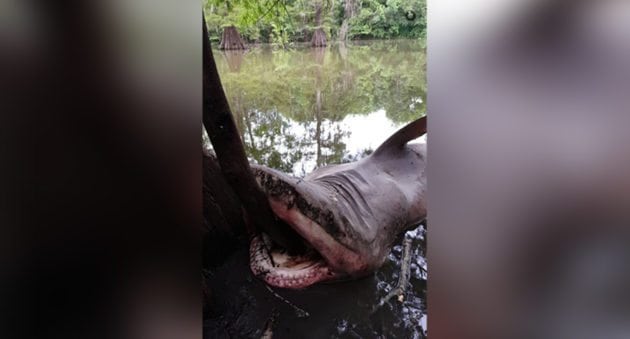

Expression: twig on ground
xmin=264 ymin=285 xmax=310 ymax=318
xmin=372 ymin=234 xmax=413 ymax=313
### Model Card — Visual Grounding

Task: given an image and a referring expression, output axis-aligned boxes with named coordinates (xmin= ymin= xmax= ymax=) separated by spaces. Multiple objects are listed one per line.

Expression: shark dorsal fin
xmin=374 ymin=116 xmax=426 ymax=156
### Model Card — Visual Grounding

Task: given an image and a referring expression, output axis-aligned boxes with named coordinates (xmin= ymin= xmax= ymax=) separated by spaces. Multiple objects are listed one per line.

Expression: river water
xmin=212 ymin=39 xmax=426 ymax=176
xmin=205 ymin=39 xmax=427 ymax=338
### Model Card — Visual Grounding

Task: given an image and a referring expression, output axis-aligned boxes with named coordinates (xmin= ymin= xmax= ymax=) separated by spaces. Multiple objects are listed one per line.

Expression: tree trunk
xmin=338 ymin=21 xmax=350 ymax=42
xmin=203 ymin=151 xmax=244 ymax=268
xmin=219 ymin=25 xmax=247 ymax=50
xmin=338 ymin=0 xmax=356 ymax=41
xmin=203 ymin=17 xmax=303 ymax=253
xmin=311 ymin=28 xmax=327 ymax=47
xmin=311 ymin=2 xmax=327 ymax=47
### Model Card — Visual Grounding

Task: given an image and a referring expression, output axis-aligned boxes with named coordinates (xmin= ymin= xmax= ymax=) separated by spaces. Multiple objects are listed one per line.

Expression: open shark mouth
xmin=248 ymin=197 xmax=343 ymax=289
xmin=249 ymin=232 xmax=334 ymax=289
xmin=248 ymin=167 xmax=367 ymax=289
xmin=248 ymin=189 xmax=346 ymax=289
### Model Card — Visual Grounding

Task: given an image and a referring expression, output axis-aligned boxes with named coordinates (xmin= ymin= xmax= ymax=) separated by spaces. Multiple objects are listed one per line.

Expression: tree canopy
xmin=204 ymin=0 xmax=426 ymax=46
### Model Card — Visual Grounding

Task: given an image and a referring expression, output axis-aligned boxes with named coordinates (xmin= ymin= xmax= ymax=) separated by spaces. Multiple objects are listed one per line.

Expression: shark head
xmin=248 ymin=117 xmax=427 ymax=289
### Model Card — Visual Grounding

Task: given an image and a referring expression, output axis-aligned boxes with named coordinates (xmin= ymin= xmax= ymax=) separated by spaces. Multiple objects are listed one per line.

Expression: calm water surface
xmin=213 ymin=39 xmax=426 ymax=176
xmin=206 ymin=40 xmax=427 ymax=338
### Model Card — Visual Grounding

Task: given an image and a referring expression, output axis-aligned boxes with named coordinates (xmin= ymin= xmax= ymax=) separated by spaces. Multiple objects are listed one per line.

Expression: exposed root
xmin=372 ymin=234 xmax=413 ymax=313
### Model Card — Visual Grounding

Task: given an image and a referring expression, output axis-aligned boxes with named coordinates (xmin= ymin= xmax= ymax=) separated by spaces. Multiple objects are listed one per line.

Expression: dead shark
xmin=249 ymin=116 xmax=427 ymax=289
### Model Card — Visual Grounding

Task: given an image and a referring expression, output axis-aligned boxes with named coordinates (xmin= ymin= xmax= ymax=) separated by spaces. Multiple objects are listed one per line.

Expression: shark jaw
xmin=249 ymin=195 xmax=369 ymax=289
xmin=247 ymin=164 xmax=373 ymax=289
xmin=249 ymin=233 xmax=334 ymax=289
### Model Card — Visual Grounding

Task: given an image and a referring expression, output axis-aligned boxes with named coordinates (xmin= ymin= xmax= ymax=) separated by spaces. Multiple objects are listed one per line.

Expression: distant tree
xmin=219 ymin=25 xmax=247 ymax=50
xmin=338 ymin=0 xmax=358 ymax=41
xmin=205 ymin=0 xmax=295 ymax=47
xmin=311 ymin=0 xmax=327 ymax=47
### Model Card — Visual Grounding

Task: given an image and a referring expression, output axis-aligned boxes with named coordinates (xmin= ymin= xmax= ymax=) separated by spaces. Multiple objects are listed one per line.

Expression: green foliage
xmin=348 ymin=0 xmax=426 ymax=40
xmin=204 ymin=0 xmax=426 ymax=45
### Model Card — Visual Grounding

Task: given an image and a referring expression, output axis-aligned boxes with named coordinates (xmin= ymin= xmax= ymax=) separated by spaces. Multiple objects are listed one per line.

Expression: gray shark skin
xmin=249 ymin=117 xmax=427 ymax=289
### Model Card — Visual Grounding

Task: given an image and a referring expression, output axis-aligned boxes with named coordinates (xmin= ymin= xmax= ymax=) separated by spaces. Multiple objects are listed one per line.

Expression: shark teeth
xmin=249 ymin=235 xmax=332 ymax=288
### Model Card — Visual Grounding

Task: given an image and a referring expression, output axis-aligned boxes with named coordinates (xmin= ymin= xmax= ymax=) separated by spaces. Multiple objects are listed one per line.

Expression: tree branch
xmin=202 ymin=14 xmax=302 ymax=252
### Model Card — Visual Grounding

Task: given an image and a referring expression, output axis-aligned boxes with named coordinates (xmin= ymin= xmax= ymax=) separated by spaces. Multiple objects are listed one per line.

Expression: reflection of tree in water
xmin=235 ymin=108 xmax=350 ymax=176
xmin=220 ymin=50 xmax=245 ymax=72
xmin=306 ymin=120 xmax=350 ymax=168
xmin=342 ymin=148 xmax=373 ymax=164
xmin=309 ymin=47 xmax=350 ymax=168
xmin=239 ymin=110 xmax=312 ymax=174
xmin=215 ymin=40 xmax=425 ymax=174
